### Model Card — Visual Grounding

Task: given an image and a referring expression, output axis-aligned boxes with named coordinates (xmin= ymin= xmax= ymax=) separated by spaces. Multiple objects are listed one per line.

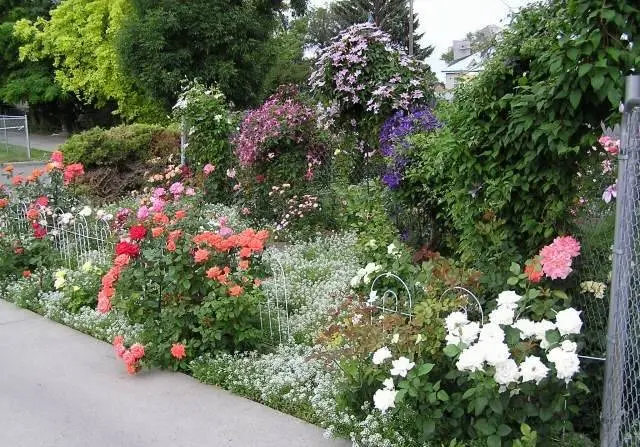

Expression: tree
xmin=326 ymin=0 xmax=433 ymax=59
xmin=13 ymin=0 xmax=162 ymax=122
xmin=116 ymin=0 xmax=307 ymax=110
xmin=440 ymin=26 xmax=499 ymax=64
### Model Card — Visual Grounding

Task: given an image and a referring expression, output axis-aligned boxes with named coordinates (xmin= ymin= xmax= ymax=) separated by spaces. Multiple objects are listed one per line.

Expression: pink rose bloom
xmin=137 ymin=206 xmax=150 ymax=220
xmin=203 ymin=164 xmax=216 ymax=175
xmin=97 ymin=297 xmax=111 ymax=313
xmin=171 ymin=343 xmax=186 ymax=360
xmin=113 ymin=343 xmax=126 ymax=359
xmin=151 ymin=197 xmax=165 ymax=213
xmin=218 ymin=226 xmax=233 ymax=237
xmin=552 ymin=236 xmax=581 ymax=258
xmin=539 ymin=244 xmax=572 ymax=280
xmin=169 ymin=182 xmax=184 ymax=196
xmin=153 ymin=187 xmax=166 ymax=198
xmin=122 ymin=350 xmax=136 ymax=366
xmin=185 ymin=187 xmax=196 ymax=196
xmin=130 ymin=343 xmax=145 ymax=360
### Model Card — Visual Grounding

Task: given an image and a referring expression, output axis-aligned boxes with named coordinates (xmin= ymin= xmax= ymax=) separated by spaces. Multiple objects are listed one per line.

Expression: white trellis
xmin=368 ymin=272 xmax=415 ymax=321
xmin=0 ymin=203 xmax=113 ymax=267
xmin=259 ymin=253 xmax=291 ymax=345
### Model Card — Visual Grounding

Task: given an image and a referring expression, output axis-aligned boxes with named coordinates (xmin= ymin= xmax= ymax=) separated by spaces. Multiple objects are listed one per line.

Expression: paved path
xmin=4 ymin=132 xmax=68 ymax=152
xmin=0 ymin=300 xmax=349 ymax=447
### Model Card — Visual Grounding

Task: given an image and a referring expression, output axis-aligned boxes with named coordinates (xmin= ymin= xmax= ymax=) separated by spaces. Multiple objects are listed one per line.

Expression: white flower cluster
xmin=580 ymin=281 xmax=607 ymax=299
xmin=371 ymin=347 xmax=415 ymax=413
xmin=350 ymin=262 xmax=383 ymax=288
xmin=262 ymin=232 xmax=360 ymax=340
xmin=445 ymin=291 xmax=583 ymax=388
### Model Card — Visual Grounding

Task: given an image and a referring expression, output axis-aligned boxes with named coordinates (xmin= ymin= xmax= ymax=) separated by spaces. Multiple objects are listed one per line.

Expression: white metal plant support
xmin=368 ymin=272 xmax=414 ymax=322
xmin=440 ymin=286 xmax=485 ymax=325
xmin=259 ymin=253 xmax=291 ymax=344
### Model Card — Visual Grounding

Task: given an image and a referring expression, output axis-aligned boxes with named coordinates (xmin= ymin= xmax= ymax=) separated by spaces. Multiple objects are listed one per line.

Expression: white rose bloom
xmin=445 ymin=311 xmax=469 ymax=334
xmin=489 ymin=305 xmax=515 ymax=326
xmin=79 ymin=206 xmax=92 ymax=217
xmin=560 ymin=340 xmax=577 ymax=353
xmin=497 ymin=290 xmax=522 ymax=307
xmin=446 ymin=333 xmax=461 ymax=345
xmin=460 ymin=322 xmax=480 ymax=345
xmin=372 ymin=346 xmax=393 ymax=365
xmin=484 ymin=342 xmax=511 ymax=366
xmin=390 ymin=356 xmax=415 ymax=377
xmin=494 ymin=359 xmax=520 ymax=386
xmin=479 ymin=323 xmax=505 ymax=343
xmin=513 ymin=318 xmax=537 ymax=339
xmin=387 ymin=243 xmax=398 ymax=255
xmin=382 ymin=378 xmax=395 ymax=390
xmin=533 ymin=320 xmax=556 ymax=348
xmin=555 ymin=308 xmax=583 ymax=336
xmin=519 ymin=356 xmax=549 ymax=384
xmin=373 ymin=388 xmax=397 ymax=413
xmin=547 ymin=348 xmax=580 ymax=383
xmin=456 ymin=343 xmax=486 ymax=372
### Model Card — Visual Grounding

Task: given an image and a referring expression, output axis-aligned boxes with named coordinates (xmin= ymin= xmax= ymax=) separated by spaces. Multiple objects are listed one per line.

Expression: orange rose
xmin=228 ymin=284 xmax=244 ymax=297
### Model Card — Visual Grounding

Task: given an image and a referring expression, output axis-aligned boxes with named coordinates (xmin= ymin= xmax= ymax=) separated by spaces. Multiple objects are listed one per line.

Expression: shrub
xmin=407 ymin=1 xmax=639 ymax=269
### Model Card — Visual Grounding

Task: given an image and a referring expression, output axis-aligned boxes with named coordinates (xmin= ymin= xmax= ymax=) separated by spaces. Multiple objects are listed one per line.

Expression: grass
xmin=0 ymin=143 xmax=50 ymax=163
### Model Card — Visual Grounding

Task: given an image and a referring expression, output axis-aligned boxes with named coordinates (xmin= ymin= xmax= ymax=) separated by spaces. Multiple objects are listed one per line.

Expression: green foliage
xmin=13 ymin=0 xmax=163 ymax=121
xmin=412 ymin=0 xmax=640 ymax=269
xmin=61 ymin=124 xmax=179 ymax=169
xmin=0 ymin=234 xmax=58 ymax=280
xmin=116 ymin=0 xmax=288 ymax=109
xmin=172 ymin=82 xmax=236 ymax=203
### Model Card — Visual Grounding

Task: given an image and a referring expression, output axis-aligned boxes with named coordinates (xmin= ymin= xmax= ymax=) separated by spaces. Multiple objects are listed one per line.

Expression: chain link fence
xmin=0 ymin=115 xmax=31 ymax=160
xmin=601 ymin=75 xmax=640 ymax=446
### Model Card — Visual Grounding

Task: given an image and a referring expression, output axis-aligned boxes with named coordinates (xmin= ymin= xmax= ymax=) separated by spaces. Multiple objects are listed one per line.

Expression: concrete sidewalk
xmin=0 ymin=300 xmax=349 ymax=447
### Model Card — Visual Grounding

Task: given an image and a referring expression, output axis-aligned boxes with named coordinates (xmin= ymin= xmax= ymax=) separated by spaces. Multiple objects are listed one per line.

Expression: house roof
xmin=443 ymin=51 xmax=485 ymax=74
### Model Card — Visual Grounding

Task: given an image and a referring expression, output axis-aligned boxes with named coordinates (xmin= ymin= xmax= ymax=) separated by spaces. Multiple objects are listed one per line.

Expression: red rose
xmin=115 ymin=241 xmax=140 ymax=257
xmin=32 ymin=222 xmax=47 ymax=239
xmin=129 ymin=225 xmax=147 ymax=241
xmin=22 ymin=270 xmax=31 ymax=278
xmin=255 ymin=175 xmax=265 ymax=183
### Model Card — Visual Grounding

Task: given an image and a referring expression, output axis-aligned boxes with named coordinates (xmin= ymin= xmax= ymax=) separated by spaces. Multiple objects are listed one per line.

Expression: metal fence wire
xmin=0 ymin=115 xmax=31 ymax=159
xmin=601 ymin=75 xmax=640 ymax=447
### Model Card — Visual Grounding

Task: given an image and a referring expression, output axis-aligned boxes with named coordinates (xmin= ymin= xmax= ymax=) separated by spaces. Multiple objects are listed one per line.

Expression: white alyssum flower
xmin=484 ymin=342 xmax=512 ymax=366
xmin=479 ymin=322 xmax=505 ymax=343
xmin=513 ymin=318 xmax=537 ymax=339
xmin=488 ymin=305 xmax=515 ymax=325
xmin=533 ymin=320 xmax=556 ymax=349
xmin=456 ymin=343 xmax=486 ymax=372
xmin=547 ymin=347 xmax=580 ymax=383
xmin=555 ymin=308 xmax=583 ymax=336
xmin=382 ymin=378 xmax=394 ymax=390
xmin=519 ymin=355 xmax=549 ymax=384
xmin=445 ymin=311 xmax=468 ymax=333
xmin=372 ymin=347 xmax=393 ymax=365
xmin=494 ymin=359 xmax=520 ymax=386
xmin=390 ymin=357 xmax=415 ymax=377
xmin=373 ymin=388 xmax=397 ymax=413
xmin=496 ymin=290 xmax=522 ymax=307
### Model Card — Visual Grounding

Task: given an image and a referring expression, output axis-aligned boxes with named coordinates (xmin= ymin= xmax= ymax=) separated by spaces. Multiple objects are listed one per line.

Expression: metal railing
xmin=1 ymin=115 xmax=31 ymax=160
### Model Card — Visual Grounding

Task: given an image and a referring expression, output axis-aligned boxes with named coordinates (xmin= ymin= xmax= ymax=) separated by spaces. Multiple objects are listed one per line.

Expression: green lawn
xmin=0 ymin=144 xmax=50 ymax=163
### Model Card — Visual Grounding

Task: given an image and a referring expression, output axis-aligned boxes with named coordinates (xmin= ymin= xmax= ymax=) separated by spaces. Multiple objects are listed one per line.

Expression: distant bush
xmin=61 ymin=124 xmax=179 ymax=201
xmin=61 ymin=124 xmax=179 ymax=169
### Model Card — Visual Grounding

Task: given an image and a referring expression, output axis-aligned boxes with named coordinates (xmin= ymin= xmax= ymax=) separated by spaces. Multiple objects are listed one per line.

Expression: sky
xmin=309 ymin=0 xmax=534 ymax=80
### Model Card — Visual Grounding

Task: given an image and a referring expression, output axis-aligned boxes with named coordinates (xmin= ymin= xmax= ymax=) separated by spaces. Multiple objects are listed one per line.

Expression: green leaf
xmin=474 ymin=418 xmax=496 ymax=436
xmin=443 ymin=344 xmax=460 ymax=358
xmin=509 ymin=262 xmax=521 ymax=275
xmin=539 ymin=406 xmax=553 ymax=422
xmin=497 ymin=424 xmax=512 ymax=437
xmin=546 ymin=329 xmax=561 ymax=345
xmin=578 ymin=63 xmax=592 ymax=77
xmin=487 ymin=435 xmax=502 ymax=447
xmin=437 ymin=390 xmax=449 ymax=402
xmin=462 ymin=387 xmax=476 ymax=399
xmin=591 ymin=74 xmax=605 ymax=91
xmin=506 ymin=276 xmax=519 ymax=286
xmin=569 ymin=90 xmax=581 ymax=109
xmin=475 ymin=396 xmax=489 ymax=416
xmin=490 ymin=398 xmax=503 ymax=415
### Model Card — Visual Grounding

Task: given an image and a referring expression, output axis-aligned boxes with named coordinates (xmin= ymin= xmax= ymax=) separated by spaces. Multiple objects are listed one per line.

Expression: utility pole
xmin=408 ymin=0 xmax=414 ymax=56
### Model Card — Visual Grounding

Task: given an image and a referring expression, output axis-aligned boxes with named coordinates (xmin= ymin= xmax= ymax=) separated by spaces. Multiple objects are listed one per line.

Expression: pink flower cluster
xmin=539 ymin=236 xmax=581 ymax=280
xmin=113 ymin=336 xmax=145 ymax=374
xmin=599 ymin=136 xmax=620 ymax=155
xmin=233 ymin=87 xmax=316 ymax=167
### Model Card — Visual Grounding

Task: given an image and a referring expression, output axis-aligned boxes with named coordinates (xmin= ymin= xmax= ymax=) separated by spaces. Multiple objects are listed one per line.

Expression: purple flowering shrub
xmin=309 ymin=23 xmax=435 ymax=139
xmin=379 ymin=107 xmax=442 ymax=189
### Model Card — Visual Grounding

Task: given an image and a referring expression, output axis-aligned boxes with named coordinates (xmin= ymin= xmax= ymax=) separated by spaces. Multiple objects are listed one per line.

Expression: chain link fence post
xmin=601 ymin=74 xmax=640 ymax=447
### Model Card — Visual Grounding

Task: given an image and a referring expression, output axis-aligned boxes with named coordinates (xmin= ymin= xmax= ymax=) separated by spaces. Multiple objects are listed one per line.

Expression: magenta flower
xmin=169 ymin=182 xmax=184 ymax=196
xmin=203 ymin=164 xmax=216 ymax=175
xmin=137 ymin=206 xmax=150 ymax=220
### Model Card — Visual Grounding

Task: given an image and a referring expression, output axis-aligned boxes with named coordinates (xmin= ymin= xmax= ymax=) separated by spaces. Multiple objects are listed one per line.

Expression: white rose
xmin=560 ymin=340 xmax=577 ymax=353
xmin=484 ymin=342 xmax=511 ymax=366
xmin=373 ymin=388 xmax=397 ymax=413
xmin=533 ymin=320 xmax=556 ymax=349
xmin=445 ymin=311 xmax=469 ymax=334
xmin=372 ymin=347 xmax=392 ymax=365
xmin=382 ymin=378 xmax=395 ymax=390
xmin=387 ymin=243 xmax=398 ymax=255
xmin=547 ymin=348 xmax=580 ymax=383
xmin=456 ymin=343 xmax=486 ymax=372
xmin=390 ymin=356 xmax=415 ymax=377
xmin=479 ymin=323 xmax=505 ymax=343
xmin=494 ymin=359 xmax=520 ymax=386
xmin=513 ymin=318 xmax=537 ymax=339
xmin=555 ymin=308 xmax=583 ymax=336
xmin=519 ymin=355 xmax=549 ymax=384
xmin=489 ymin=305 xmax=515 ymax=326
xmin=460 ymin=322 xmax=480 ymax=345
xmin=496 ymin=290 xmax=522 ymax=307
